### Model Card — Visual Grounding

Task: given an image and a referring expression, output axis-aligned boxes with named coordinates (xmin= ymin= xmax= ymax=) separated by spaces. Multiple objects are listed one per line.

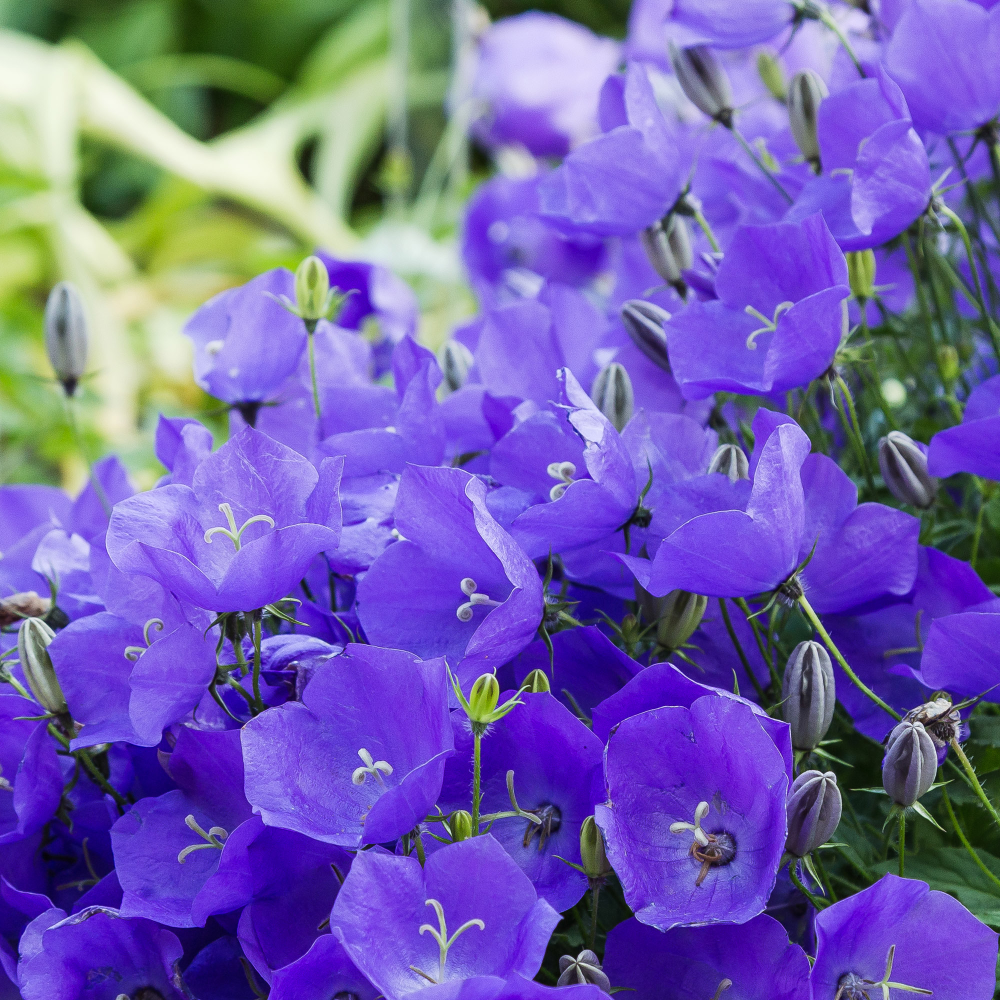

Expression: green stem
xmin=798 ymin=594 xmax=901 ymax=721
xmin=858 ymin=308 xmax=898 ymax=431
xmin=692 ymin=207 xmax=721 ymax=252
xmin=251 ymin=611 xmax=263 ymax=712
xmin=65 ymin=397 xmax=112 ymax=519
xmin=813 ymin=849 xmax=837 ymax=902
xmin=898 ymin=811 xmax=905 ymax=877
xmin=729 ymin=125 xmax=793 ymax=204
xmin=950 ymin=737 xmax=1000 ymax=829
xmin=835 ymin=376 xmax=876 ymax=495
xmin=415 ymin=827 xmax=426 ymax=866
xmin=734 ymin=598 xmax=780 ymax=694
xmin=942 ymin=788 xmax=1000 ymax=890
xmin=306 ymin=326 xmax=322 ymax=421
xmin=971 ymin=501 xmax=986 ymax=569
xmin=788 ymin=861 xmax=829 ymax=910
xmin=818 ymin=7 xmax=866 ymax=78
xmin=589 ymin=883 xmax=601 ymax=950
xmin=718 ymin=598 xmax=767 ymax=703
xmin=472 ymin=730 xmax=482 ymax=834
xmin=75 ymin=747 xmax=128 ymax=812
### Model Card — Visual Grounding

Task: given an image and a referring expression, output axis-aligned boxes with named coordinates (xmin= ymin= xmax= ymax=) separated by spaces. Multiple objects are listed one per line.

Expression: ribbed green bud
xmin=295 ymin=256 xmax=331 ymax=323
xmin=579 ymin=816 xmax=612 ymax=881
xmin=590 ymin=362 xmax=634 ymax=432
xmin=449 ymin=810 xmax=474 ymax=842
xmin=522 ymin=669 xmax=551 ymax=693
xmin=656 ymin=590 xmax=707 ymax=653
xmin=757 ymin=51 xmax=786 ymax=101
xmin=846 ymin=250 xmax=877 ymax=302
xmin=668 ymin=42 xmax=734 ymax=127
xmin=787 ymin=69 xmax=828 ymax=170
xmin=17 ymin=617 xmax=66 ymax=715
xmin=937 ymin=345 xmax=960 ymax=385
xmin=466 ymin=673 xmax=501 ymax=724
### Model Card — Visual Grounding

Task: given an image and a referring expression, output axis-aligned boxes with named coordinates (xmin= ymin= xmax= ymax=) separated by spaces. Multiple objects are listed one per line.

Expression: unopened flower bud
xmin=656 ymin=590 xmax=707 ymax=653
xmin=620 ymin=300 xmax=672 ymax=373
xmin=785 ymin=769 xmax=841 ymax=857
xmin=591 ymin=362 xmax=634 ymax=432
xmin=295 ymin=255 xmax=331 ymax=323
xmin=0 ymin=591 xmax=52 ymax=628
xmin=883 ymin=719 xmax=937 ymax=806
xmin=787 ymin=70 xmax=828 ymax=170
xmin=757 ymin=51 xmax=786 ymax=101
xmin=579 ymin=816 xmax=612 ymax=881
xmin=669 ymin=42 xmax=734 ymax=127
xmin=782 ymin=640 xmax=835 ymax=751
xmin=846 ymin=249 xmax=877 ymax=302
xmin=708 ymin=443 xmax=750 ymax=482
xmin=17 ymin=617 xmax=65 ymax=716
xmin=937 ymin=344 xmax=960 ymax=386
xmin=640 ymin=215 xmax=693 ymax=288
xmin=558 ymin=951 xmax=610 ymax=991
xmin=44 ymin=282 xmax=88 ymax=397
xmin=449 ymin=809 xmax=474 ymax=842
xmin=878 ymin=431 xmax=937 ymax=510
xmin=522 ymin=669 xmax=550 ymax=693
xmin=466 ymin=673 xmax=500 ymax=724
xmin=439 ymin=340 xmax=474 ymax=394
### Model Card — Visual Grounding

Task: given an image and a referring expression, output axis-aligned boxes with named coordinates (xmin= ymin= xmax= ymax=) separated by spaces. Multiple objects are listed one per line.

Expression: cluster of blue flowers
xmin=5 ymin=0 xmax=1000 ymax=997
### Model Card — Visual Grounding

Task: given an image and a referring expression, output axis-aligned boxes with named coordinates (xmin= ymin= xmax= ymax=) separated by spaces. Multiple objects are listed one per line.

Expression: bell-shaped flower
xmin=107 ymin=427 xmax=342 ymax=613
xmin=539 ymin=64 xmax=689 ymax=238
xmin=928 ymin=373 xmax=1000 ymax=481
xmin=110 ymin=728 xmax=254 ymax=927
xmin=597 ymin=694 xmax=789 ymax=929
xmin=885 ymin=0 xmax=1000 ymax=136
xmin=16 ymin=906 xmax=188 ymax=1000
xmin=810 ymin=874 xmax=998 ymax=1000
xmin=918 ymin=607 xmax=1000 ymax=700
xmin=653 ymin=0 xmax=798 ymax=49
xmin=242 ymin=643 xmax=453 ymax=847
xmin=329 ymin=835 xmax=560 ymax=1000
xmin=439 ymin=691 xmax=604 ymax=911
xmin=603 ymin=914 xmax=810 ymax=1000
xmin=355 ymin=466 xmax=543 ymax=671
xmin=470 ymin=13 xmax=620 ymax=158
xmin=624 ymin=415 xmax=919 ymax=612
xmin=665 ymin=214 xmax=850 ymax=398
xmin=785 ymin=72 xmax=931 ymax=251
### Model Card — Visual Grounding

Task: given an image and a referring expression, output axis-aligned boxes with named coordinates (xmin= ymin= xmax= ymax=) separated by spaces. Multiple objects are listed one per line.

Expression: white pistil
xmin=352 ymin=748 xmax=393 ymax=786
xmin=456 ymin=578 xmax=502 ymax=622
xmin=670 ymin=800 xmax=711 ymax=847
xmin=546 ymin=461 xmax=577 ymax=501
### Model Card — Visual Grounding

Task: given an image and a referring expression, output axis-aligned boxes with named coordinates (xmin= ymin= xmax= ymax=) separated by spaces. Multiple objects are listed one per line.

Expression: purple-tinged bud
xmin=620 ymin=299 xmax=671 ymax=373
xmin=787 ymin=70 xmax=828 ymax=171
xmin=591 ymin=362 xmax=634 ymax=432
xmin=668 ymin=42 xmax=734 ymax=127
xmin=708 ymin=443 xmax=750 ymax=482
xmin=656 ymin=590 xmax=707 ymax=654
xmin=44 ymin=281 xmax=88 ymax=397
xmin=17 ymin=617 xmax=65 ymax=716
xmin=883 ymin=719 xmax=937 ymax=806
xmin=757 ymin=51 xmax=786 ymax=101
xmin=640 ymin=215 xmax=693 ymax=288
xmin=785 ymin=769 xmax=842 ymax=857
xmin=782 ymin=640 xmax=835 ymax=751
xmin=449 ymin=810 xmax=474 ymax=842
xmin=439 ymin=339 xmax=474 ymax=394
xmin=878 ymin=431 xmax=937 ymax=510
xmin=846 ymin=250 xmax=877 ymax=302
xmin=579 ymin=816 xmax=612 ymax=881
xmin=558 ymin=951 xmax=610 ymax=991
xmin=522 ymin=668 xmax=550 ymax=694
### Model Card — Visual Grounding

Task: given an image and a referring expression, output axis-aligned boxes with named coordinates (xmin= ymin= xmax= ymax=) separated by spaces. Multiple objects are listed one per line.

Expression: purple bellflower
xmin=664 ymin=214 xmax=851 ymax=398
xmin=242 ymin=643 xmax=453 ymax=847
xmin=106 ymin=427 xmax=342 ymax=613
xmin=355 ymin=465 xmax=543 ymax=672
xmin=597 ymin=694 xmax=789 ymax=930
xmin=918 ymin=606 xmax=1000 ymax=700
xmin=658 ymin=0 xmax=798 ymax=48
xmin=439 ymin=691 xmax=604 ymax=911
xmin=928 ymin=373 xmax=1000 ymax=481
xmin=470 ymin=13 xmax=620 ymax=158
xmin=330 ymin=835 xmax=560 ymax=1000
xmin=270 ymin=936 xmax=380 ymax=1000
xmin=603 ymin=913 xmax=810 ymax=1000
xmin=810 ymin=874 xmax=998 ymax=1000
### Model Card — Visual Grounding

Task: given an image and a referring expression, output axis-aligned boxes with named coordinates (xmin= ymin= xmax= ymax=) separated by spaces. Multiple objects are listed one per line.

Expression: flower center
xmin=523 ymin=802 xmax=562 ymax=851
xmin=124 ymin=617 xmax=165 ymax=661
xmin=204 ymin=502 xmax=276 ymax=552
xmin=409 ymin=898 xmax=485 ymax=985
xmin=177 ymin=814 xmax=229 ymax=863
xmin=546 ymin=461 xmax=577 ymax=501
xmin=744 ymin=301 xmax=794 ymax=350
xmin=670 ymin=800 xmax=736 ymax=886
xmin=456 ymin=578 xmax=502 ymax=622
xmin=833 ymin=945 xmax=933 ymax=1000
xmin=352 ymin=748 xmax=393 ymax=786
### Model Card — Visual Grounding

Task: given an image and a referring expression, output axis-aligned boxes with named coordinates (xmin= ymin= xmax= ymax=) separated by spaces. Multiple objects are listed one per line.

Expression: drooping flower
xmin=242 ymin=643 xmax=453 ymax=847
xmin=597 ymin=693 xmax=789 ymax=929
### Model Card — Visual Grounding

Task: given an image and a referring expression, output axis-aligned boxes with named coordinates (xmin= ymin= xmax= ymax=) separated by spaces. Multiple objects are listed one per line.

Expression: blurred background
xmin=0 ymin=0 xmax=628 ymax=491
